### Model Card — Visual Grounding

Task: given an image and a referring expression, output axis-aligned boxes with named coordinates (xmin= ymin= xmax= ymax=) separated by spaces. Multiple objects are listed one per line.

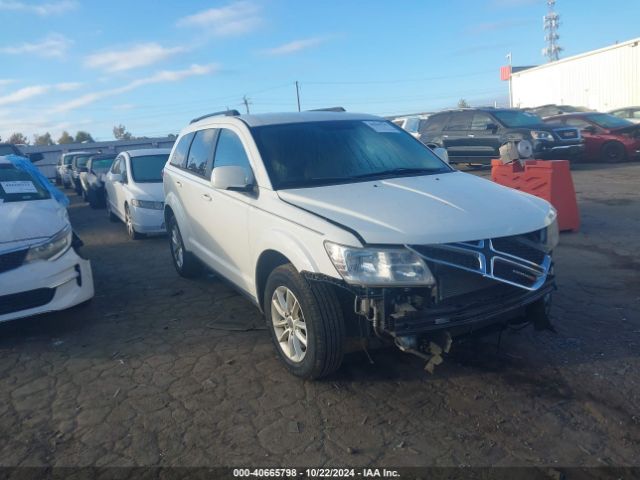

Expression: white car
xmin=609 ymin=106 xmax=640 ymax=124
xmin=163 ymin=110 xmax=559 ymax=379
xmin=104 ymin=149 xmax=170 ymax=240
xmin=0 ymin=157 xmax=94 ymax=323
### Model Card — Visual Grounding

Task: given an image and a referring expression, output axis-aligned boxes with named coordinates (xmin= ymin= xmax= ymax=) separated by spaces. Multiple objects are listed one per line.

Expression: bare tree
xmin=8 ymin=132 xmax=29 ymax=144
xmin=113 ymin=124 xmax=132 ymax=140
xmin=33 ymin=133 xmax=54 ymax=145
xmin=58 ymin=131 xmax=74 ymax=144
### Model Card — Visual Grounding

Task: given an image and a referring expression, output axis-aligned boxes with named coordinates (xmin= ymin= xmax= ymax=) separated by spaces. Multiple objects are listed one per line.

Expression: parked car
xmin=419 ymin=108 xmax=584 ymax=164
xmin=56 ymin=152 xmax=91 ymax=189
xmin=0 ymin=156 xmax=94 ymax=323
xmin=609 ymin=106 xmax=640 ymax=124
xmin=544 ymin=112 xmax=640 ymax=162
xmin=524 ymin=104 xmax=591 ymax=119
xmin=104 ymin=149 xmax=170 ymax=239
xmin=80 ymin=153 xmax=117 ymax=208
xmin=70 ymin=152 xmax=93 ymax=194
xmin=163 ymin=110 xmax=559 ymax=379
xmin=391 ymin=116 xmax=425 ymax=138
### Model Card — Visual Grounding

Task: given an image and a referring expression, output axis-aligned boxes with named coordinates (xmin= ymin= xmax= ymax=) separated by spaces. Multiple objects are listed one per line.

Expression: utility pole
xmin=295 ymin=81 xmax=301 ymax=112
xmin=242 ymin=95 xmax=251 ymax=114
xmin=542 ymin=0 xmax=562 ymax=62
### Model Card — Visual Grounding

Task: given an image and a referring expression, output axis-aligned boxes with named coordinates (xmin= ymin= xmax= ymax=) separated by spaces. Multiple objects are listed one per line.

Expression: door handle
xmin=443 ymin=135 xmax=449 ymax=138
xmin=202 ymin=193 xmax=212 ymax=201
xmin=468 ymin=134 xmax=475 ymax=138
xmin=175 ymin=180 xmax=182 ymax=187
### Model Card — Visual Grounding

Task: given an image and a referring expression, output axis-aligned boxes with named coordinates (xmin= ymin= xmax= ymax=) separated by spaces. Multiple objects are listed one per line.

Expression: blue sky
xmin=0 ymin=0 xmax=638 ymax=141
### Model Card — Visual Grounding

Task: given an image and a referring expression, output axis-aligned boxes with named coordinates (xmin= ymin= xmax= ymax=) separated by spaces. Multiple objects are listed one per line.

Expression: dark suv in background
xmin=419 ymin=108 xmax=584 ymax=164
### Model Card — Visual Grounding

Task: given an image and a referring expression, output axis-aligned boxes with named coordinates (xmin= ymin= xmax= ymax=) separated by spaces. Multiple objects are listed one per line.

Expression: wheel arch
xmin=255 ymin=250 xmax=293 ymax=312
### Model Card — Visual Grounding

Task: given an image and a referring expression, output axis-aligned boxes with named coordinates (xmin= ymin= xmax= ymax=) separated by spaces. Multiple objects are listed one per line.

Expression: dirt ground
xmin=0 ymin=162 xmax=638 ymax=469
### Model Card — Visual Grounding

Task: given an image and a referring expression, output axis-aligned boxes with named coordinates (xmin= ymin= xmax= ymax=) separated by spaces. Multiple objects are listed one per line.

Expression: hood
xmin=0 ymin=198 xmax=68 ymax=249
xmin=277 ymin=172 xmax=553 ymax=245
xmin=129 ymin=182 xmax=164 ymax=201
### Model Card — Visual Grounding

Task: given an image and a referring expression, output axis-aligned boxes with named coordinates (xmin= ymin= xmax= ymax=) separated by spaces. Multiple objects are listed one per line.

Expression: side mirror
xmin=486 ymin=123 xmax=498 ymax=132
xmin=28 ymin=153 xmax=44 ymax=163
xmin=433 ymin=147 xmax=449 ymax=164
xmin=582 ymin=125 xmax=597 ymax=134
xmin=110 ymin=173 xmax=123 ymax=183
xmin=211 ymin=165 xmax=255 ymax=192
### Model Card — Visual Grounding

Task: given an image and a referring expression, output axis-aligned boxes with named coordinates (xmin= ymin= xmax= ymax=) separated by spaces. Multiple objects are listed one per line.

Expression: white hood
xmin=0 ymin=198 xmax=68 ymax=249
xmin=130 ymin=182 xmax=164 ymax=201
xmin=278 ymin=171 xmax=553 ymax=245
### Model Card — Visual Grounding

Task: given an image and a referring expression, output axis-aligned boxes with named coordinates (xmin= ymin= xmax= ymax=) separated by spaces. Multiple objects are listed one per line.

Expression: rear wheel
xmin=264 ymin=264 xmax=345 ymax=379
xmin=125 ymin=205 xmax=143 ymax=240
xmin=168 ymin=216 xmax=201 ymax=277
xmin=601 ymin=141 xmax=627 ymax=163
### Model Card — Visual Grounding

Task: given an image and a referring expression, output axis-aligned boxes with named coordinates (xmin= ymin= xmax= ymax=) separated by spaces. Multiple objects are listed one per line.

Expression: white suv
xmin=163 ymin=110 xmax=559 ymax=379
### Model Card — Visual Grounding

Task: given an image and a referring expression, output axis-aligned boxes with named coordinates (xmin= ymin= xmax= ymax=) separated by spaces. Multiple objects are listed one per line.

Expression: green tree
xmin=75 ymin=131 xmax=94 ymax=143
xmin=458 ymin=98 xmax=470 ymax=108
xmin=8 ymin=132 xmax=29 ymax=144
xmin=113 ymin=124 xmax=132 ymax=140
xmin=33 ymin=132 xmax=54 ymax=146
xmin=58 ymin=131 xmax=74 ymax=144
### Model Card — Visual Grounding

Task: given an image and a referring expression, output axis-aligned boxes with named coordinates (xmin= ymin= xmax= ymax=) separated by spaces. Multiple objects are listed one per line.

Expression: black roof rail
xmin=190 ymin=110 xmax=241 ymax=124
xmin=307 ymin=107 xmax=346 ymax=112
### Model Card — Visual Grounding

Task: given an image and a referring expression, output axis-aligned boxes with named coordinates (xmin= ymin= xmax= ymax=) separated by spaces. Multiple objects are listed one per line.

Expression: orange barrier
xmin=491 ymin=159 xmax=580 ymax=232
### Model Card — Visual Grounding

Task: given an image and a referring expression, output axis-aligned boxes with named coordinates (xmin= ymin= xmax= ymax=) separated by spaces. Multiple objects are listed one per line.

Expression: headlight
xmin=542 ymin=209 xmax=559 ymax=252
xmin=324 ymin=241 xmax=435 ymax=286
xmin=531 ymin=130 xmax=554 ymax=141
xmin=25 ymin=225 xmax=72 ymax=263
xmin=131 ymin=199 xmax=163 ymax=210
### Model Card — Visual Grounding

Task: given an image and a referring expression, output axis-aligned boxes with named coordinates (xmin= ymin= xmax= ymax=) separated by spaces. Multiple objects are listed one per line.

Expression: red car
xmin=544 ymin=112 xmax=640 ymax=162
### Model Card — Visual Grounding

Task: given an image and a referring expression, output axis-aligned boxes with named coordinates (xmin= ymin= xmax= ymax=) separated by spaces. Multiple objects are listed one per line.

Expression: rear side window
xmin=471 ymin=113 xmax=494 ymax=130
xmin=420 ymin=114 xmax=449 ymax=133
xmin=213 ymin=129 xmax=252 ymax=171
xmin=186 ymin=129 xmax=218 ymax=177
xmin=445 ymin=112 xmax=472 ymax=130
xmin=170 ymin=132 xmax=194 ymax=168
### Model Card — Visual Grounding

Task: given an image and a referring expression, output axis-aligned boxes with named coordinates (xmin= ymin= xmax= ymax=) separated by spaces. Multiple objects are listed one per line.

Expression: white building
xmin=511 ymin=37 xmax=640 ymax=111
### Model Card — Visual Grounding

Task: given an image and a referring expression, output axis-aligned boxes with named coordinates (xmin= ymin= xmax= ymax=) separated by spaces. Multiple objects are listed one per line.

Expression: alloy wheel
xmin=271 ymin=286 xmax=307 ymax=362
xmin=171 ymin=224 xmax=184 ymax=269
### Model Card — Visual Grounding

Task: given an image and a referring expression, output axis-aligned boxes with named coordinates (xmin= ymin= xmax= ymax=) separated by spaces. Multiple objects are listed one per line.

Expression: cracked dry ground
xmin=0 ymin=163 xmax=638 ymax=469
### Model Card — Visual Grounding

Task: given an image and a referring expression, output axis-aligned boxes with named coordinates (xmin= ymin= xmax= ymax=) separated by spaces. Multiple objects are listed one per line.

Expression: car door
xmin=105 ymin=156 xmax=121 ymax=214
xmin=563 ymin=117 xmax=601 ymax=160
xmin=468 ymin=112 xmax=502 ymax=160
xmin=200 ymin=127 xmax=255 ymax=292
xmin=114 ymin=155 xmax=131 ymax=218
xmin=442 ymin=112 xmax=473 ymax=159
xmin=173 ymin=128 xmax=219 ymax=261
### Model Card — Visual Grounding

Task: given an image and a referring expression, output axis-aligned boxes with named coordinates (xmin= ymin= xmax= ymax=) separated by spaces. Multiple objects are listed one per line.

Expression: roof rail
xmin=190 ymin=110 xmax=241 ymax=124
xmin=307 ymin=107 xmax=346 ymax=112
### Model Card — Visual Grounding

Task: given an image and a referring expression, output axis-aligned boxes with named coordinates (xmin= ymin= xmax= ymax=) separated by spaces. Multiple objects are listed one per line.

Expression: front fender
xmin=253 ymin=227 xmax=321 ymax=275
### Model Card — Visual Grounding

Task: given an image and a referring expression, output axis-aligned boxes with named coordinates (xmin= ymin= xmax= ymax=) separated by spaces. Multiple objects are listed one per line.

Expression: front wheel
xmin=264 ymin=264 xmax=345 ymax=380
xmin=601 ymin=141 xmax=627 ymax=163
xmin=168 ymin=216 xmax=201 ymax=278
xmin=125 ymin=205 xmax=143 ymax=240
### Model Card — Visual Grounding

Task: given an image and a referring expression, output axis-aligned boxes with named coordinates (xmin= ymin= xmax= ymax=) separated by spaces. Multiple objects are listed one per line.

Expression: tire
xmin=105 ymin=195 xmax=118 ymax=222
xmin=125 ymin=205 xmax=143 ymax=240
xmin=601 ymin=141 xmax=627 ymax=163
xmin=264 ymin=263 xmax=345 ymax=380
xmin=168 ymin=215 xmax=201 ymax=278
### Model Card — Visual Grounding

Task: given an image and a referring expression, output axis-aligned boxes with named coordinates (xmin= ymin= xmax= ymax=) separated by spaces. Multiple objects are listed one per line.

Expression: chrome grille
xmin=407 ymin=234 xmax=551 ymax=291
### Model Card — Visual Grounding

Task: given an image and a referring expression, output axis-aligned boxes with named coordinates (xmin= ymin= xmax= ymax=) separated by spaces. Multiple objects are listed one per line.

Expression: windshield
xmin=130 ymin=154 xmax=169 ymax=183
xmin=91 ymin=157 xmax=115 ymax=173
xmin=63 ymin=155 xmax=74 ymax=165
xmin=251 ymin=120 xmax=451 ymax=190
xmin=0 ymin=164 xmax=51 ymax=202
xmin=585 ymin=113 xmax=633 ymax=129
xmin=493 ymin=111 xmax=543 ymax=127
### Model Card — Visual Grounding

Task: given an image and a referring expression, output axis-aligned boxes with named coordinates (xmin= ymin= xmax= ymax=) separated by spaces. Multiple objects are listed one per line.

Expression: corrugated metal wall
xmin=512 ymin=38 xmax=640 ymax=111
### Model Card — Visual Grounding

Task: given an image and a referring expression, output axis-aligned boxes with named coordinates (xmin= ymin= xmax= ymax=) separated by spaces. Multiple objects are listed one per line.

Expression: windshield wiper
xmin=351 ymin=167 xmax=445 ymax=179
